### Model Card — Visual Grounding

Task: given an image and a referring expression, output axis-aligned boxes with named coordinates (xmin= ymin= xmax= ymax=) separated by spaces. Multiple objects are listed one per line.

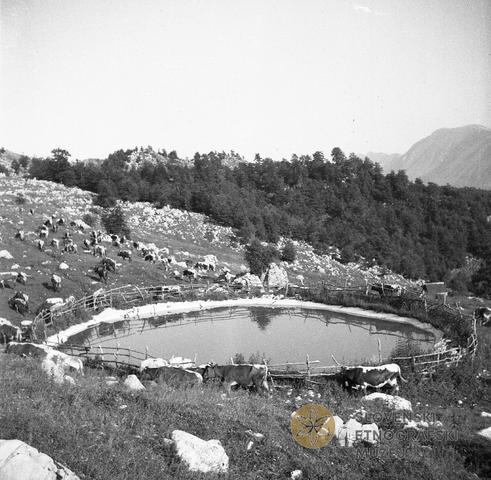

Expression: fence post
xmin=306 ymin=354 xmax=311 ymax=383
xmin=377 ymin=338 xmax=382 ymax=364
xmin=145 ymin=345 xmax=149 ymax=359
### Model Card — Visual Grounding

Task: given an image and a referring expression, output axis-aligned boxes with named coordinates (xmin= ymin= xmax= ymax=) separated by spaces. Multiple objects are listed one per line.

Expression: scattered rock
xmin=233 ymin=273 xmax=263 ymax=289
xmin=481 ymin=412 xmax=491 ymax=418
xmin=59 ymin=262 xmax=69 ymax=270
xmin=0 ymin=250 xmax=13 ymax=260
xmin=477 ymin=426 xmax=491 ymax=441
xmin=265 ymin=263 xmax=289 ymax=288
xmin=124 ymin=375 xmax=145 ymax=391
xmin=0 ymin=439 xmax=80 ymax=480
xmin=291 ymin=470 xmax=303 ymax=479
xmin=171 ymin=430 xmax=229 ymax=474
xmin=246 ymin=440 xmax=254 ymax=451
xmin=10 ymin=264 xmax=19 ymax=270
xmin=362 ymin=393 xmax=412 ymax=412
xmin=245 ymin=430 xmax=265 ymax=443
xmin=337 ymin=418 xmax=379 ymax=447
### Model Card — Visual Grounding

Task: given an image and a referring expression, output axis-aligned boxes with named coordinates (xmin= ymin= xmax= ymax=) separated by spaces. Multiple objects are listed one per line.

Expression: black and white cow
xmin=474 ymin=307 xmax=491 ymax=326
xmin=338 ymin=363 xmax=407 ymax=393
xmin=117 ymin=250 xmax=132 ymax=262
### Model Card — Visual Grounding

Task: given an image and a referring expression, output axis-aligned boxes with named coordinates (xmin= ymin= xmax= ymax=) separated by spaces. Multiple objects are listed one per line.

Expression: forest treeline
xmin=22 ymin=147 xmax=491 ymax=283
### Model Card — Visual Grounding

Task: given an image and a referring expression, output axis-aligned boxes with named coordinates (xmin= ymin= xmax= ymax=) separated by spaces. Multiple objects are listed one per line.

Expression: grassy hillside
xmin=0 ymin=176 xmax=490 ymax=479
xmin=0 ymin=332 xmax=490 ymax=480
xmin=0 ymin=176 xmax=414 ymax=329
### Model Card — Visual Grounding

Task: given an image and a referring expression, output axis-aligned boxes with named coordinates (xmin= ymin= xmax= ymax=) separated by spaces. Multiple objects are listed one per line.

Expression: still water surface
xmin=69 ymin=307 xmax=438 ymax=365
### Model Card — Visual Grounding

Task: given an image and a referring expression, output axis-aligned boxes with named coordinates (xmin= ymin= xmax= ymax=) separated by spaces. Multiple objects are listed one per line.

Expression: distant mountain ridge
xmin=367 ymin=125 xmax=491 ymax=189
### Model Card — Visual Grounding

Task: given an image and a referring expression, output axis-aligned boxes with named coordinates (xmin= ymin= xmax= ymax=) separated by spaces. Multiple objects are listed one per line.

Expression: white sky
xmin=1 ymin=0 xmax=490 ymax=160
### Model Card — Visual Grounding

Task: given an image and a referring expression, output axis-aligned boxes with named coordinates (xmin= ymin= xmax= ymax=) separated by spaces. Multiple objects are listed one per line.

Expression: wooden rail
xmin=31 ymin=281 xmax=478 ymax=375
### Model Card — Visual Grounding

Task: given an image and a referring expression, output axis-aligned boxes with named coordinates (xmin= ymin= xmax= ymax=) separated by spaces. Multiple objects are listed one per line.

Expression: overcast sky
xmin=1 ymin=0 xmax=490 ymax=160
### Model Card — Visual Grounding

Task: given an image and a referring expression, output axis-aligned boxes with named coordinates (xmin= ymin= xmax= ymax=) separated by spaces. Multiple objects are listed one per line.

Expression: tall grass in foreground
xmin=1 ymin=353 xmax=488 ymax=480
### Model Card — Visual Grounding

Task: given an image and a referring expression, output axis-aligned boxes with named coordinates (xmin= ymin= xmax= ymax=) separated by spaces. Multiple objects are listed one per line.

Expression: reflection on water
xmin=68 ymin=307 xmax=438 ymax=366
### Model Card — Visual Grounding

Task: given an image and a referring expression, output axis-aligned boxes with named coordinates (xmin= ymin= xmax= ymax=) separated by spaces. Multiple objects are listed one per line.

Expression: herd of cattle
xmin=3 ymin=211 xmax=225 ymax=320
xmin=2 ymin=339 xmax=413 ymax=395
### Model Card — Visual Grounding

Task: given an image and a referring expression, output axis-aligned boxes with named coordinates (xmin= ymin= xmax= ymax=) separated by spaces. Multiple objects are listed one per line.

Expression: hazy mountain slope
xmin=378 ymin=125 xmax=491 ymax=189
xmin=365 ymin=152 xmax=402 ymax=171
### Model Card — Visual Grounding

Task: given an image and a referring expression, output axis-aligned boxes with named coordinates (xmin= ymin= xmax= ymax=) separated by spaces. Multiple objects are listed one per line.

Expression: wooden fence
xmin=31 ymin=281 xmax=478 ymax=376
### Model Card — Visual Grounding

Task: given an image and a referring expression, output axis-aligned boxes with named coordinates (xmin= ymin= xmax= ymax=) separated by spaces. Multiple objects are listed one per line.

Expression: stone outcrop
xmin=124 ymin=374 xmax=145 ymax=391
xmin=171 ymin=430 xmax=229 ymax=474
xmin=265 ymin=263 xmax=288 ymax=288
xmin=0 ymin=439 xmax=80 ymax=480
xmin=361 ymin=393 xmax=412 ymax=412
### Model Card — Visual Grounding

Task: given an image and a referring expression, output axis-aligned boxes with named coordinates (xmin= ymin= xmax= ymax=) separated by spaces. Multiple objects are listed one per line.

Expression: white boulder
xmin=0 ymin=250 xmax=13 ymax=260
xmin=477 ymin=426 xmax=491 ymax=441
xmin=291 ymin=470 xmax=303 ymax=480
xmin=0 ymin=439 xmax=80 ymax=480
xmin=361 ymin=393 xmax=412 ymax=412
xmin=265 ymin=263 xmax=289 ymax=288
xmin=124 ymin=374 xmax=145 ymax=391
xmin=233 ymin=273 xmax=263 ymax=289
xmin=58 ymin=262 xmax=69 ymax=270
xmin=171 ymin=430 xmax=229 ymax=474
xmin=337 ymin=418 xmax=379 ymax=447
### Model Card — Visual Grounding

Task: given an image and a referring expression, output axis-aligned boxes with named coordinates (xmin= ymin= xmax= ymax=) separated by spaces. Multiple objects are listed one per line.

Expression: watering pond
xmin=67 ymin=306 xmax=440 ymax=365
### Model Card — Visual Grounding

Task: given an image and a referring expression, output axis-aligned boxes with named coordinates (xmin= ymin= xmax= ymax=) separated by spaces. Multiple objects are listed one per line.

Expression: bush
xmin=82 ymin=213 xmax=98 ymax=228
xmin=101 ymin=206 xmax=131 ymax=237
xmin=244 ymin=240 xmax=279 ymax=278
xmin=280 ymin=240 xmax=296 ymax=263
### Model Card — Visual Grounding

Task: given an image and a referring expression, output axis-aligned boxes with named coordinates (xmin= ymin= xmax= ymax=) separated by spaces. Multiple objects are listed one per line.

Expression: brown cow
xmin=203 ymin=363 xmax=269 ymax=394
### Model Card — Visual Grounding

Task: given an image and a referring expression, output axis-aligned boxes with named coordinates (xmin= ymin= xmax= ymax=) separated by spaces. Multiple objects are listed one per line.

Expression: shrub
xmin=280 ymin=240 xmax=296 ymax=263
xmin=101 ymin=206 xmax=131 ymax=237
xmin=82 ymin=213 xmax=98 ymax=228
xmin=244 ymin=240 xmax=279 ymax=278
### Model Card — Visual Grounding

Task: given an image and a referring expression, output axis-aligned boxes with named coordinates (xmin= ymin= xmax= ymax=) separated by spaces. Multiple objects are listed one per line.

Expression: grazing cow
xmin=37 ymin=239 xmax=45 ymax=251
xmin=202 ymin=363 xmax=269 ymax=394
xmin=371 ymin=283 xmax=402 ymax=297
xmin=16 ymin=272 xmax=27 ymax=285
xmin=101 ymin=257 xmax=117 ymax=272
xmin=51 ymin=238 xmax=60 ymax=248
xmin=141 ymin=365 xmax=203 ymax=387
xmin=474 ymin=307 xmax=491 ymax=326
xmin=144 ymin=253 xmax=157 ymax=263
xmin=8 ymin=295 xmax=29 ymax=315
xmin=51 ymin=274 xmax=62 ymax=292
xmin=44 ymin=217 xmax=53 ymax=227
xmin=183 ymin=268 xmax=197 ymax=281
xmin=94 ymin=264 xmax=108 ymax=283
xmin=51 ymin=223 xmax=58 ymax=233
xmin=57 ymin=218 xmax=65 ymax=225
xmin=93 ymin=245 xmax=106 ymax=257
xmin=39 ymin=227 xmax=49 ymax=239
xmin=83 ymin=238 xmax=92 ymax=249
xmin=338 ymin=363 xmax=407 ymax=393
xmin=139 ymin=357 xmax=168 ymax=372
xmin=133 ymin=241 xmax=141 ymax=250
xmin=0 ymin=279 xmax=12 ymax=289
xmin=160 ymin=257 xmax=170 ymax=271
xmin=118 ymin=250 xmax=132 ymax=261
xmin=0 ymin=319 xmax=22 ymax=343
xmin=6 ymin=342 xmax=49 ymax=358
xmin=218 ymin=271 xmax=235 ymax=283
xmin=15 ymin=230 xmax=25 ymax=241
